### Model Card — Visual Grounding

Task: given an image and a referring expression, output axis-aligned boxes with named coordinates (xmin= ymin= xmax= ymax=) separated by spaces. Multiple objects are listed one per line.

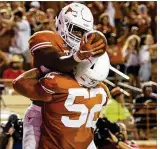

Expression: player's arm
xmin=39 ymin=47 xmax=79 ymax=73
xmin=99 ymin=82 xmax=111 ymax=118
xmin=107 ymin=131 xmax=134 ymax=149
xmin=30 ymin=31 xmax=106 ymax=73
xmin=100 ymin=82 xmax=111 ymax=99
xmin=12 ymin=68 xmax=52 ymax=102
xmin=0 ymin=15 xmax=16 ymax=27
xmin=39 ymin=72 xmax=64 ymax=95
xmin=34 ymin=34 xmax=106 ymax=73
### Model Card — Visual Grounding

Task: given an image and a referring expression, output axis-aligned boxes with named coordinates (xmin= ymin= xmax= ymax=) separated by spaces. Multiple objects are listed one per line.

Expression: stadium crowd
xmin=0 ymin=1 xmax=157 ymax=149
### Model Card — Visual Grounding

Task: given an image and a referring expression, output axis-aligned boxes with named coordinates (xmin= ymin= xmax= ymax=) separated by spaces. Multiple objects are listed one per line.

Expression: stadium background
xmin=0 ymin=1 xmax=157 ymax=149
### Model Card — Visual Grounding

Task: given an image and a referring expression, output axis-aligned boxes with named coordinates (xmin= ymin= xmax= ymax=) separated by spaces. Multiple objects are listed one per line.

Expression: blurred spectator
xmin=139 ymin=34 xmax=154 ymax=82
xmin=35 ymin=10 xmax=46 ymax=25
xmin=105 ymin=2 xmax=115 ymax=27
xmin=30 ymin=1 xmax=40 ymax=10
xmin=136 ymin=4 xmax=151 ymax=34
xmin=10 ymin=2 xmax=25 ymax=11
xmin=130 ymin=26 xmax=139 ymax=36
xmin=107 ymin=123 xmax=140 ymax=149
xmin=101 ymin=87 xmax=135 ymax=131
xmin=29 ymin=1 xmax=46 ymax=25
xmin=86 ymin=1 xmax=104 ymax=25
xmin=39 ymin=19 xmax=50 ymax=31
xmin=0 ymin=50 xmax=9 ymax=77
xmin=0 ymin=114 xmax=23 ymax=149
xmin=118 ymin=123 xmax=139 ymax=148
xmin=27 ymin=2 xmax=46 ymax=35
xmin=0 ymin=125 xmax=3 ymax=137
xmin=127 ymin=4 xmax=138 ymax=27
xmin=2 ymin=54 xmax=24 ymax=80
xmin=26 ymin=8 xmax=42 ymax=35
xmin=0 ymin=2 xmax=11 ymax=10
xmin=2 ymin=54 xmax=24 ymax=94
xmin=122 ymin=35 xmax=141 ymax=88
xmin=113 ymin=2 xmax=127 ymax=38
xmin=147 ymin=1 xmax=157 ymax=41
xmin=133 ymin=83 xmax=157 ymax=139
xmin=0 ymin=8 xmax=14 ymax=53
xmin=96 ymin=13 xmax=116 ymax=39
xmin=151 ymin=58 xmax=157 ymax=83
xmin=107 ymin=33 xmax=125 ymax=83
xmin=94 ymin=118 xmax=139 ymax=149
xmin=46 ymin=8 xmax=56 ymax=31
xmin=107 ymin=33 xmax=124 ymax=65
xmin=116 ymin=17 xmax=130 ymax=45
xmin=0 ymin=8 xmax=12 ymax=22
xmin=1 ymin=7 xmax=32 ymax=70
xmin=6 ymin=128 xmax=15 ymax=149
xmin=0 ymin=127 xmax=15 ymax=149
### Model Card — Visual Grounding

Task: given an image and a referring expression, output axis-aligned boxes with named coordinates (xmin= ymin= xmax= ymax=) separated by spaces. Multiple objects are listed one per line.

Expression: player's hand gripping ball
xmin=76 ymin=30 xmax=107 ymax=60
xmin=84 ymin=30 xmax=107 ymax=51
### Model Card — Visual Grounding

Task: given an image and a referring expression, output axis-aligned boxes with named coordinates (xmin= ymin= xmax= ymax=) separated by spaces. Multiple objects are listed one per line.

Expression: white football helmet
xmin=74 ymin=52 xmax=110 ymax=88
xmin=56 ymin=3 xmax=94 ymax=53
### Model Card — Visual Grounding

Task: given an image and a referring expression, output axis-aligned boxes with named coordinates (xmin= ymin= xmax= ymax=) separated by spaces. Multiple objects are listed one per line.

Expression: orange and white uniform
xmin=38 ymin=72 xmax=109 ymax=149
xmin=23 ymin=31 xmax=71 ymax=149
xmin=29 ymin=30 xmax=71 ymax=56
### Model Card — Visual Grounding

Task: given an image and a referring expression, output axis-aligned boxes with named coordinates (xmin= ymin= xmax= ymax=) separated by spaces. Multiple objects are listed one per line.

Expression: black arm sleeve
xmin=33 ymin=47 xmax=78 ymax=73
xmin=49 ymin=51 xmax=78 ymax=73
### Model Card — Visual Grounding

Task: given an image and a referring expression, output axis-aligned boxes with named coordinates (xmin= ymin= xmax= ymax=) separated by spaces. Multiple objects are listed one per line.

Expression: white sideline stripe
xmin=32 ymin=45 xmax=53 ymax=53
xmin=30 ymin=42 xmax=52 ymax=51
xmin=103 ymin=79 xmax=116 ymax=87
xmin=109 ymin=65 xmax=130 ymax=80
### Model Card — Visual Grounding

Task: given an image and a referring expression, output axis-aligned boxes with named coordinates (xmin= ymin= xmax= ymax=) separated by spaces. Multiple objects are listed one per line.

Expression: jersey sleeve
xmin=29 ymin=31 xmax=54 ymax=54
xmin=39 ymin=72 xmax=68 ymax=94
xmin=39 ymin=72 xmax=58 ymax=94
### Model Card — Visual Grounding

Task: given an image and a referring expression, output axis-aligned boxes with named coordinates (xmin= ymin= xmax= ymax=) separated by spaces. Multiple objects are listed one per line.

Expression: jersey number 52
xmin=61 ymin=88 xmax=107 ymax=128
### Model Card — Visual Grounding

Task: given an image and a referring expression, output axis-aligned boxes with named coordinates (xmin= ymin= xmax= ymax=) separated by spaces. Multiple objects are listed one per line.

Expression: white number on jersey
xmin=61 ymin=88 xmax=107 ymax=128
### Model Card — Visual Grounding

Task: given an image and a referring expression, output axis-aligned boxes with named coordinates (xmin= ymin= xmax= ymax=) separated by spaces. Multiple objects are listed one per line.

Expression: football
xmin=84 ymin=30 xmax=107 ymax=53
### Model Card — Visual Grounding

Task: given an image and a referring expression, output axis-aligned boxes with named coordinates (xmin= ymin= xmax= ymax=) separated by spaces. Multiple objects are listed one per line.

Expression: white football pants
xmin=23 ymin=104 xmax=42 ymax=149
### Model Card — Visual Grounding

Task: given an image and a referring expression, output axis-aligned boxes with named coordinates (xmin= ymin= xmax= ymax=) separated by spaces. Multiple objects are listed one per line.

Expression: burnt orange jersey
xmin=29 ymin=31 xmax=71 ymax=56
xmin=28 ymin=31 xmax=77 ymax=72
xmin=39 ymin=72 xmax=109 ymax=149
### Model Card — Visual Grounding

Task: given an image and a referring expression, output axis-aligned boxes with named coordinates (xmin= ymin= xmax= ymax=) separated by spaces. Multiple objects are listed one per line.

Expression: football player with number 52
xmin=13 ymin=52 xmax=110 ymax=149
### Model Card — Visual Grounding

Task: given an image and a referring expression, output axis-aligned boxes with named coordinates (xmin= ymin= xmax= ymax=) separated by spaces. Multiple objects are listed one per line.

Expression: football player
xmin=13 ymin=52 xmax=110 ymax=149
xmin=21 ymin=3 xmax=106 ymax=149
